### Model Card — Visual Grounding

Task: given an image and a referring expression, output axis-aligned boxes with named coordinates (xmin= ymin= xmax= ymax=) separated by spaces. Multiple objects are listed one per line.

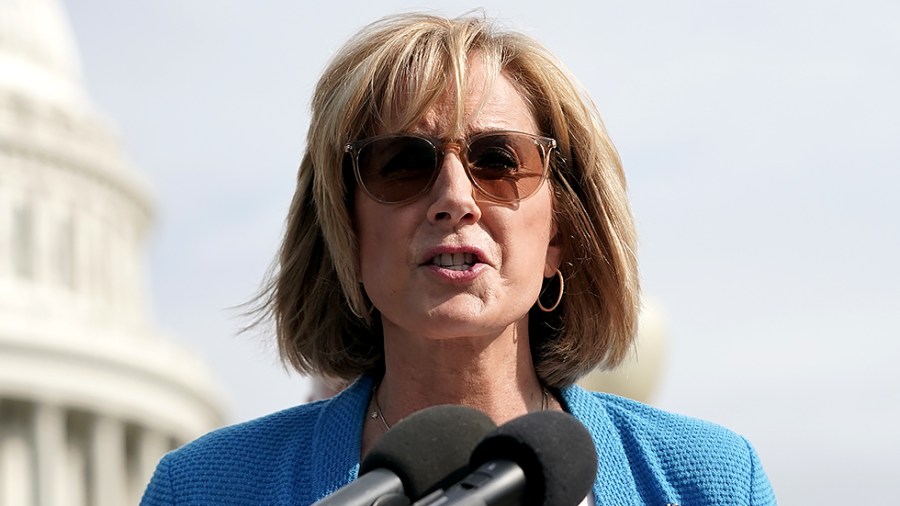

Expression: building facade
xmin=0 ymin=0 xmax=225 ymax=504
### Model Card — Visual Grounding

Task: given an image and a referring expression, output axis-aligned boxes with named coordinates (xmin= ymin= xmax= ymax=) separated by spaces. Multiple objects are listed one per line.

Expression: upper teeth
xmin=433 ymin=252 xmax=476 ymax=271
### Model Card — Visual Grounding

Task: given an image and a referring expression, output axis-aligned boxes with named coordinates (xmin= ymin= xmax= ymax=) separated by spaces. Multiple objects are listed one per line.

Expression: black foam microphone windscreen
xmin=361 ymin=404 xmax=498 ymax=500
xmin=469 ymin=410 xmax=597 ymax=506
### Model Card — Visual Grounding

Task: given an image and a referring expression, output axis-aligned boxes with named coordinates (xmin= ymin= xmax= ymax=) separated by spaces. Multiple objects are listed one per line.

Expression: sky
xmin=61 ymin=0 xmax=900 ymax=503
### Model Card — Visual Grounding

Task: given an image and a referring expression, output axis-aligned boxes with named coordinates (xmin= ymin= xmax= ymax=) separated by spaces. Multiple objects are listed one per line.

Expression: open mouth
xmin=431 ymin=252 xmax=478 ymax=271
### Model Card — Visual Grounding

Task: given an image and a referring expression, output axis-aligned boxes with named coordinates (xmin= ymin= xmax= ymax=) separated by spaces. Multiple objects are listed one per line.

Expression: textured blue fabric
xmin=141 ymin=376 xmax=776 ymax=505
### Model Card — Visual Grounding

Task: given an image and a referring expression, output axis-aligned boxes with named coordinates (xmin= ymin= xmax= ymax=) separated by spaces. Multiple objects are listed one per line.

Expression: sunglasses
xmin=344 ymin=130 xmax=557 ymax=204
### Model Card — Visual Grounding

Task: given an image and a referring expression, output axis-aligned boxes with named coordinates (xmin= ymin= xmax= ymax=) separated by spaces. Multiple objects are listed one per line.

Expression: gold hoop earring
xmin=537 ymin=269 xmax=564 ymax=313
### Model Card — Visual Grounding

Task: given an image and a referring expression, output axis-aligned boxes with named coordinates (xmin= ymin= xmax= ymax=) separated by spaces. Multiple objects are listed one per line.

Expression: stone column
xmin=34 ymin=402 xmax=66 ymax=506
xmin=0 ymin=181 xmax=8 ymax=280
xmin=90 ymin=415 xmax=126 ymax=506
xmin=0 ymin=401 xmax=34 ymax=506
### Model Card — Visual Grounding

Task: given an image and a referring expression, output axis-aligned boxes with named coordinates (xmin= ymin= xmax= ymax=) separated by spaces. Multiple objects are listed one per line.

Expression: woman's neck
xmin=376 ymin=317 xmax=547 ymax=427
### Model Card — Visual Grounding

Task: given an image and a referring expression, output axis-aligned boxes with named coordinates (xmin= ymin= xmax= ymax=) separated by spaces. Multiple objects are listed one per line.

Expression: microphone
xmin=414 ymin=410 xmax=597 ymax=506
xmin=313 ymin=405 xmax=497 ymax=506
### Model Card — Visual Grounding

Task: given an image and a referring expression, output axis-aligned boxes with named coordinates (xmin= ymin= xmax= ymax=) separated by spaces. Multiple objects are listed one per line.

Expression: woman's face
xmin=354 ymin=59 xmax=562 ymax=342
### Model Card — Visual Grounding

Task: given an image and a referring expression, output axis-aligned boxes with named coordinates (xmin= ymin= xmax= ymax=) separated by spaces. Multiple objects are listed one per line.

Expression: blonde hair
xmin=259 ymin=13 xmax=640 ymax=387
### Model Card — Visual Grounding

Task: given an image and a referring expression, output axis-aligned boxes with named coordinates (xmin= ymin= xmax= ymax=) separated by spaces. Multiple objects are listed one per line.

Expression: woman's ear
xmin=544 ymin=222 xmax=563 ymax=278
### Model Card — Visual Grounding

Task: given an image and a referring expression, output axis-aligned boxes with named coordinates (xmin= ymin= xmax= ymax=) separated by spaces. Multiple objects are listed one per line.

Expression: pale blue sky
xmin=62 ymin=1 xmax=899 ymax=502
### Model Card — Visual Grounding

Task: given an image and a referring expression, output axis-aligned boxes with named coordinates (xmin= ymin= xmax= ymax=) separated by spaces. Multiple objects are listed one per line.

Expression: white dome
xmin=578 ymin=297 xmax=669 ymax=403
xmin=0 ymin=0 xmax=88 ymax=110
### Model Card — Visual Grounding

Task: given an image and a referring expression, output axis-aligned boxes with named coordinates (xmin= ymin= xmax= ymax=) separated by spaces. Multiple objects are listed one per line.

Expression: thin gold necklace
xmin=370 ymin=382 xmax=392 ymax=432
xmin=369 ymin=382 xmax=549 ymax=432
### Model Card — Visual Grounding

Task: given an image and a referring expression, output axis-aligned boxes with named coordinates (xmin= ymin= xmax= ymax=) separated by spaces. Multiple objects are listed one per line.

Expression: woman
xmin=142 ymin=13 xmax=775 ymax=505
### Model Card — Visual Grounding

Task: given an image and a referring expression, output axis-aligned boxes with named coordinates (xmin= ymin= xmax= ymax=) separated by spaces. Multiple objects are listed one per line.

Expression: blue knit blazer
xmin=141 ymin=376 xmax=776 ymax=505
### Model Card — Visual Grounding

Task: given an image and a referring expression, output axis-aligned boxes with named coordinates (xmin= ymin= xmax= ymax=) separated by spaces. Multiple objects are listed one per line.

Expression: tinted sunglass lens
xmin=468 ymin=134 xmax=546 ymax=202
xmin=357 ymin=137 xmax=438 ymax=203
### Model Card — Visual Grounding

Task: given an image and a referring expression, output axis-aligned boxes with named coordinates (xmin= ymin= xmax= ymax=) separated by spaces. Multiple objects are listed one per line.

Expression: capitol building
xmin=0 ymin=0 xmax=225 ymax=504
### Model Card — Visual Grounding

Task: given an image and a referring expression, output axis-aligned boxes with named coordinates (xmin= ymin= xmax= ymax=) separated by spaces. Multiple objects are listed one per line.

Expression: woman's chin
xmin=382 ymin=304 xmax=524 ymax=342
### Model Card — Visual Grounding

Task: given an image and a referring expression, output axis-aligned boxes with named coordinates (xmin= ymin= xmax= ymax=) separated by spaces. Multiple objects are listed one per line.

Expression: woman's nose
xmin=426 ymin=152 xmax=482 ymax=226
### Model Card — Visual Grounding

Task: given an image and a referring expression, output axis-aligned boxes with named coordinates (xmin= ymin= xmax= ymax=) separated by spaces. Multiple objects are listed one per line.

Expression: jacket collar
xmin=309 ymin=377 xmax=639 ymax=505
xmin=560 ymin=384 xmax=641 ymax=505
xmin=310 ymin=375 xmax=373 ymax=496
